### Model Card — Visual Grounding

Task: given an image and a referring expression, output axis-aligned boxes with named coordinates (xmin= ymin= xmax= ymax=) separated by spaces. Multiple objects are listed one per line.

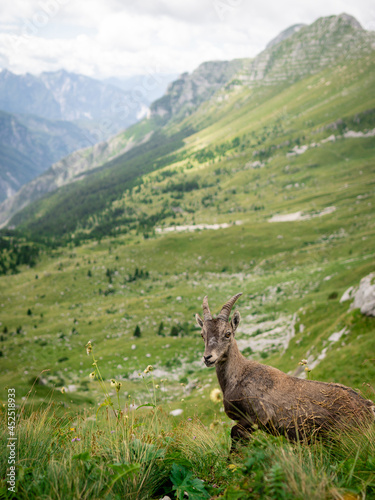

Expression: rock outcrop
xmin=150 ymin=59 xmax=248 ymax=119
xmin=239 ymin=14 xmax=375 ymax=86
xmin=341 ymin=273 xmax=375 ymax=317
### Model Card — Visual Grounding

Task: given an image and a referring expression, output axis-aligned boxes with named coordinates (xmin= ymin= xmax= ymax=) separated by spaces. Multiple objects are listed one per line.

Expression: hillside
xmin=10 ymin=54 xmax=375 ymax=242
xmin=0 ymin=13 xmax=375 ymax=498
xmin=0 ymin=121 xmax=155 ymax=227
xmin=0 ymin=69 xmax=151 ymax=136
xmin=239 ymin=14 xmax=375 ymax=85
xmin=150 ymin=59 xmax=249 ymax=119
xmin=0 ymin=69 xmax=172 ymax=203
xmin=0 ymin=11 xmax=374 ymax=406
xmin=1 ymin=13 xmax=374 ymax=234
xmin=0 ymin=110 xmax=94 ymax=202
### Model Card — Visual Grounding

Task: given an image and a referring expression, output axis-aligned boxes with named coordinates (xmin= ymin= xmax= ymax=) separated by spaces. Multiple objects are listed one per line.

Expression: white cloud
xmin=0 ymin=0 xmax=374 ymax=78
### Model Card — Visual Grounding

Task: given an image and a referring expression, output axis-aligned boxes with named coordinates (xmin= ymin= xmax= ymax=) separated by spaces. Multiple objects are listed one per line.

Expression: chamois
xmin=196 ymin=293 xmax=375 ymax=450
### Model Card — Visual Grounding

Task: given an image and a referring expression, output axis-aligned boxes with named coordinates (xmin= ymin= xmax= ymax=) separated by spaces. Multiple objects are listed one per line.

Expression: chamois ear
xmin=195 ymin=313 xmax=204 ymax=328
xmin=231 ymin=310 xmax=241 ymax=333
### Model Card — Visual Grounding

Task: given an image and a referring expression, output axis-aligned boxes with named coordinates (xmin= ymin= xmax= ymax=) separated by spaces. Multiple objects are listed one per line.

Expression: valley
xmin=0 ymin=12 xmax=374 ymax=499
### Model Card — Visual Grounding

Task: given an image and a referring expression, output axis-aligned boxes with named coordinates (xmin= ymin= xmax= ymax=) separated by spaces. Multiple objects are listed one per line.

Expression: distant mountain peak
xmin=239 ymin=13 xmax=373 ymax=86
xmin=329 ymin=12 xmax=364 ymax=30
xmin=150 ymin=59 xmax=249 ymax=119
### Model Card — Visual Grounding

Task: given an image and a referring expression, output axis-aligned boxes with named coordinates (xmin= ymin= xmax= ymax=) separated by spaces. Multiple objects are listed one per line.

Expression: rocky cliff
xmin=150 ymin=59 xmax=248 ymax=119
xmin=240 ymin=14 xmax=375 ymax=85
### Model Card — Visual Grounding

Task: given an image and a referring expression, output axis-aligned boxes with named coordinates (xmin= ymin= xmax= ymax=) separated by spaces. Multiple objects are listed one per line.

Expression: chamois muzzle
xmin=216 ymin=293 xmax=242 ymax=321
xmin=204 ymin=355 xmax=215 ymax=367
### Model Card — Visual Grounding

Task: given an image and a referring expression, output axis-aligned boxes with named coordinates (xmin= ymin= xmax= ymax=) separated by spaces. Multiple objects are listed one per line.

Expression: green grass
xmin=8 ymin=54 xmax=375 ymax=244
xmin=1 ymin=385 xmax=374 ymax=499
xmin=1 ymin=51 xmax=375 ymax=499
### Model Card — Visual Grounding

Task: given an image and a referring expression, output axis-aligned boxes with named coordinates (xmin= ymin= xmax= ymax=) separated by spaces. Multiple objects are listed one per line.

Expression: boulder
xmin=341 ymin=273 xmax=375 ymax=316
xmin=340 ymin=285 xmax=357 ymax=303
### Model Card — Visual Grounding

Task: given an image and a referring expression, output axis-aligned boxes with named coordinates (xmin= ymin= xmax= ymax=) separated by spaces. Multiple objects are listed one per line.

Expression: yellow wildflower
xmin=210 ymin=388 xmax=222 ymax=404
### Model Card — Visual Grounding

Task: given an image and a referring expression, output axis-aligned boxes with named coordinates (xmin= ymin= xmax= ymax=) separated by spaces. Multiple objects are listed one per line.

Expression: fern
xmin=170 ymin=463 xmax=210 ymax=500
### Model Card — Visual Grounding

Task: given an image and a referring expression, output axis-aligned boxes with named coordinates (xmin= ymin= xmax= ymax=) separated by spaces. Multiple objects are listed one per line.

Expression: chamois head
xmin=196 ymin=293 xmax=242 ymax=366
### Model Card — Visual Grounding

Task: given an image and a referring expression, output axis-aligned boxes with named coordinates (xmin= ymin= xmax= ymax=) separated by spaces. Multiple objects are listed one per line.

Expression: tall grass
xmin=1 ymin=394 xmax=374 ymax=499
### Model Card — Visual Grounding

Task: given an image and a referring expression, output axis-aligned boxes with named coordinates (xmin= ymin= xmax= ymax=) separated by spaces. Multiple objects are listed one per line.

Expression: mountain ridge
xmin=0 ymin=68 xmax=154 ymax=138
xmin=150 ymin=58 xmax=249 ymax=120
xmin=0 ymin=110 xmax=95 ymax=202
xmin=0 ymin=125 xmax=155 ymax=227
xmin=0 ymin=69 xmax=172 ymax=202
xmin=266 ymin=24 xmax=306 ymax=49
xmin=1 ymin=13 xmax=374 ymax=232
xmin=239 ymin=13 xmax=374 ymax=85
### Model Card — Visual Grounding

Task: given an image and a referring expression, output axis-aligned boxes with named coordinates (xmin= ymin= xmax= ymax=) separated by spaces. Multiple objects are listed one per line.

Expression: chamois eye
xmin=225 ymin=332 xmax=231 ymax=338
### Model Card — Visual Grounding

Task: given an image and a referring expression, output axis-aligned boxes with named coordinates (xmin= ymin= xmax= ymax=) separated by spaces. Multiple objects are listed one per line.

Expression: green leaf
xmin=73 ymin=451 xmax=91 ymax=461
xmin=107 ymin=463 xmax=141 ymax=489
xmin=136 ymin=403 xmax=156 ymax=410
xmin=221 ymin=485 xmax=248 ymax=500
xmin=170 ymin=463 xmax=210 ymax=500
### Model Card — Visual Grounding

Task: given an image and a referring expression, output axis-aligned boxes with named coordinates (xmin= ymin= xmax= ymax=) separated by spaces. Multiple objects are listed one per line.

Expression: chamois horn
xmin=217 ymin=293 xmax=242 ymax=321
xmin=202 ymin=296 xmax=213 ymax=321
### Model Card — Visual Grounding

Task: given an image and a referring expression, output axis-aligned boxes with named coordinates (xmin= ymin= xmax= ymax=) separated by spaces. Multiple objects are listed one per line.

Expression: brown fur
xmin=196 ymin=295 xmax=375 ymax=451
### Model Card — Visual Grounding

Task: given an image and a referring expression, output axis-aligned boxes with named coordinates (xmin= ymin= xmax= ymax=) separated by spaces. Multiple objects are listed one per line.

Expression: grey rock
xmin=239 ymin=14 xmax=374 ymax=86
xmin=341 ymin=273 xmax=375 ymax=316
xmin=340 ymin=286 xmax=357 ymax=303
xmin=150 ymin=59 xmax=248 ymax=119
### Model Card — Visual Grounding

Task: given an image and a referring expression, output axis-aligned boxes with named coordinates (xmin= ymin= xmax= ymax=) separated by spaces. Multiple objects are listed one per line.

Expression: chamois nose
xmin=204 ymin=355 xmax=212 ymax=362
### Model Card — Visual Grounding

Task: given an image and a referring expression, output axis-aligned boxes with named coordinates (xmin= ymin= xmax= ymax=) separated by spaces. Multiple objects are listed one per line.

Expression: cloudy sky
xmin=0 ymin=0 xmax=374 ymax=80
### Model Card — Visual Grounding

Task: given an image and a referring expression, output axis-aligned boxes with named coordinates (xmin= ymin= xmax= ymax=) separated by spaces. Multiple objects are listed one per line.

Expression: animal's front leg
xmin=230 ymin=420 xmax=254 ymax=453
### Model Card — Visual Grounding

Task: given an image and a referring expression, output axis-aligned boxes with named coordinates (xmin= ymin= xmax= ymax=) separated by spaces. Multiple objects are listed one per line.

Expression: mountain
xmin=0 ymin=123 xmax=152 ymax=226
xmin=0 ymin=58 xmax=249 ymax=223
xmin=150 ymin=14 xmax=374 ymax=116
xmin=0 ymin=70 xmax=60 ymax=119
xmin=239 ymin=14 xmax=375 ymax=85
xmin=1 ymin=13 xmax=374 ymax=234
xmin=150 ymin=59 xmax=248 ymax=120
xmin=0 ymin=69 xmax=153 ymax=138
xmin=0 ymin=69 xmax=170 ymax=202
xmin=1 ymin=14 xmax=375 ymax=464
xmin=0 ymin=110 xmax=94 ymax=202
xmin=266 ymin=23 xmax=306 ymax=49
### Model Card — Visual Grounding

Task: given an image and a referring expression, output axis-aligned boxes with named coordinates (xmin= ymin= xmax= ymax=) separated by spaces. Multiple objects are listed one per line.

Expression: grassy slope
xmin=10 ymin=54 xmax=374 ymax=243
xmin=1 ymin=53 xmax=375 ymax=399
xmin=1 ymin=398 xmax=375 ymax=499
xmin=0 ymin=55 xmax=375 ymax=499
xmin=0 ymin=53 xmax=374 ymax=499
